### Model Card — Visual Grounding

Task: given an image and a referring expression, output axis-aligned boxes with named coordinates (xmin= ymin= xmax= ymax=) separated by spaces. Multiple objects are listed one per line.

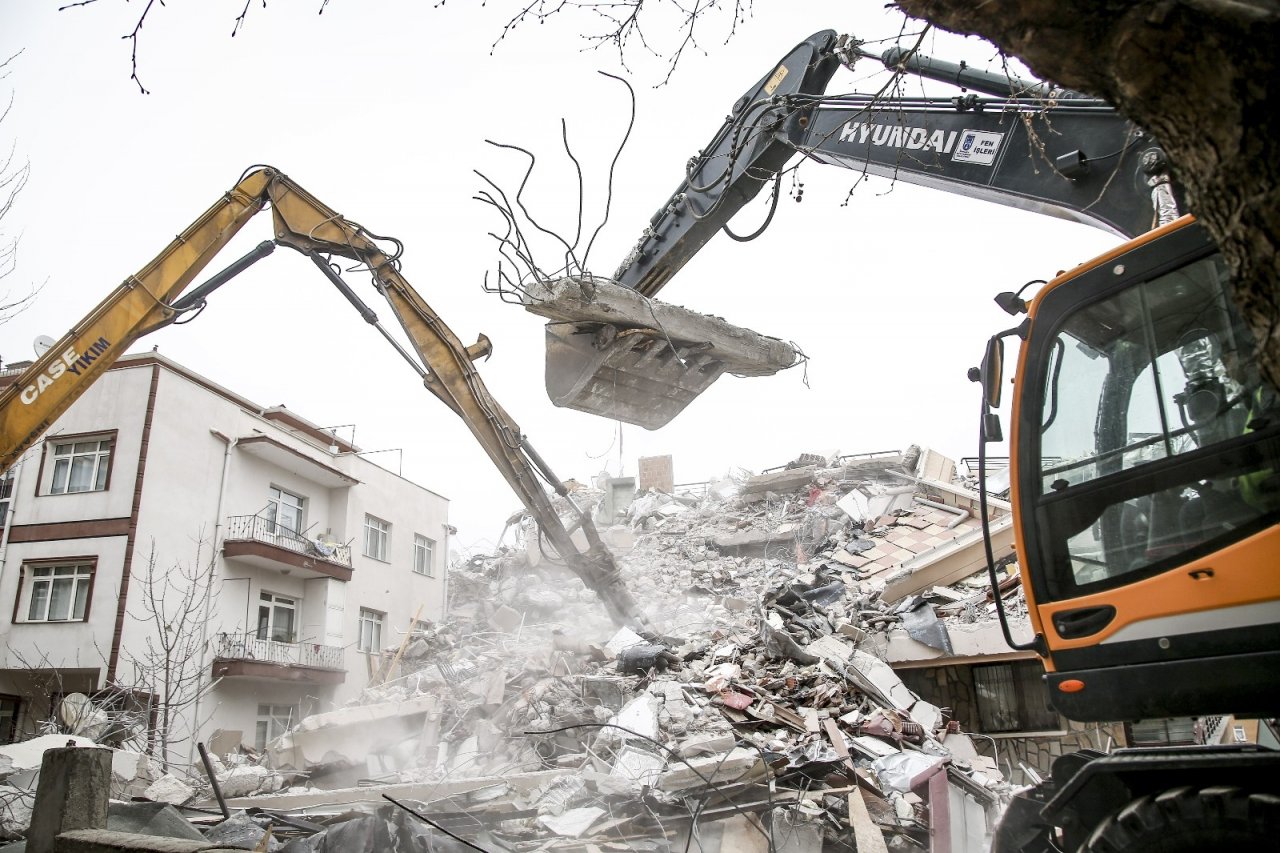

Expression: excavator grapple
xmin=524 ymin=276 xmax=799 ymax=429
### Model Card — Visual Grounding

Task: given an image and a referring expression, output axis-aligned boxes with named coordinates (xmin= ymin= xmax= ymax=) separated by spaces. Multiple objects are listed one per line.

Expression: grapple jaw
xmin=545 ymin=323 xmax=729 ymax=429
xmin=527 ymin=277 xmax=798 ymax=430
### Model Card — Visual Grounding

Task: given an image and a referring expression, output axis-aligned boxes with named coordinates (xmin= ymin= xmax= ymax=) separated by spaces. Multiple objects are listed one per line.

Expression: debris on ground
xmin=1 ymin=445 xmax=1028 ymax=852
xmin=230 ymin=445 xmax=1020 ymax=851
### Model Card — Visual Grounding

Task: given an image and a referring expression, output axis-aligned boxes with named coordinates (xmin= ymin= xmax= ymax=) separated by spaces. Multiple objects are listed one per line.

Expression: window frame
xmin=972 ymin=661 xmax=1062 ymax=735
xmin=0 ymin=468 xmax=15 ymax=524
xmin=13 ymin=558 xmax=97 ymax=624
xmin=412 ymin=533 xmax=435 ymax=577
xmin=39 ymin=430 xmax=117 ymax=496
xmin=0 ymin=694 xmax=21 ymax=745
xmin=256 ymin=591 xmax=298 ymax=644
xmin=363 ymin=514 xmax=390 ymax=562
xmin=357 ymin=607 xmax=384 ymax=654
xmin=254 ymin=702 xmax=298 ymax=751
xmin=265 ymin=486 xmax=306 ymax=536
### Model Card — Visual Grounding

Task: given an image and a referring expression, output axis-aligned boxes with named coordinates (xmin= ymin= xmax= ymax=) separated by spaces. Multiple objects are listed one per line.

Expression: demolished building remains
xmin=2 ymin=445 xmax=1253 ymax=852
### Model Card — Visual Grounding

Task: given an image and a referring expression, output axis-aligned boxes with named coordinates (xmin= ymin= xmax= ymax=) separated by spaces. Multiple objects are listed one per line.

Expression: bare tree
xmin=0 ymin=51 xmax=37 ymax=331
xmin=114 ymin=536 xmax=220 ymax=770
xmin=892 ymin=0 xmax=1280 ymax=382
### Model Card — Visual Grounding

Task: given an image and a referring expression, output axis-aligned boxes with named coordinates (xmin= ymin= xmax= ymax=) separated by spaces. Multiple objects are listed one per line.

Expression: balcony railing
xmin=224 ymin=515 xmax=352 ymax=568
xmin=215 ymin=633 xmax=345 ymax=671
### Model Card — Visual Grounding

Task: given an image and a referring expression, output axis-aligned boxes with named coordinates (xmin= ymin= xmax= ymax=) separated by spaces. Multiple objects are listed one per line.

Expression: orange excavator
xmin=528 ymin=30 xmax=1280 ymax=852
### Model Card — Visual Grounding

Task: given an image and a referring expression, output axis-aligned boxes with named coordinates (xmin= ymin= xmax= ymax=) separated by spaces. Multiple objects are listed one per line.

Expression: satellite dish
xmin=33 ymin=335 xmax=56 ymax=357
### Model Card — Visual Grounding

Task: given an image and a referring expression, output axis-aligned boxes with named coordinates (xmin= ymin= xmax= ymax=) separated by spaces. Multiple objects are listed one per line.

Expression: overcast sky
xmin=1 ymin=1 xmax=1119 ymax=555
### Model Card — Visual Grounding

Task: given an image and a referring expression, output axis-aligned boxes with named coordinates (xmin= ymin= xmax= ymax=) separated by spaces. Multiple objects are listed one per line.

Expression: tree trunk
xmin=896 ymin=0 xmax=1280 ymax=386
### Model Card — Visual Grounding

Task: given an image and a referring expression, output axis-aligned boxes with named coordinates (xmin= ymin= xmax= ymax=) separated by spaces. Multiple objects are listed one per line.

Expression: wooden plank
xmin=823 ymin=718 xmax=852 ymax=765
xmin=848 ymin=790 xmax=890 ymax=853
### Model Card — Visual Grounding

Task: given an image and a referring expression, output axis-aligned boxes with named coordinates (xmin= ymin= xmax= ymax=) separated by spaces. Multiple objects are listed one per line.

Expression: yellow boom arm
xmin=0 ymin=166 xmax=643 ymax=628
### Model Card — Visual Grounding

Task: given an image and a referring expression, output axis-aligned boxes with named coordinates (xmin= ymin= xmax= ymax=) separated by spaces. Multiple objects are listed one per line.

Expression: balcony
xmin=222 ymin=515 xmax=353 ymax=582
xmin=211 ymin=633 xmax=346 ymax=685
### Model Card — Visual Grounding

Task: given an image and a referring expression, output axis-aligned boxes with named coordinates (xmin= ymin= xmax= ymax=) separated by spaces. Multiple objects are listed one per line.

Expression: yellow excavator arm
xmin=0 ymin=166 xmax=644 ymax=629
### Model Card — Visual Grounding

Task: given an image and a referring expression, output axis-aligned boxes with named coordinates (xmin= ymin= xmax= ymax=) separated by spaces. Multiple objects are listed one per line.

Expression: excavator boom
xmin=532 ymin=30 xmax=1169 ymax=427
xmin=0 ymin=167 xmax=645 ymax=630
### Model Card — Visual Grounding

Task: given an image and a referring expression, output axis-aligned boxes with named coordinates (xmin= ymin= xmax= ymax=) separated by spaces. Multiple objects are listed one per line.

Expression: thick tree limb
xmin=896 ymin=0 xmax=1280 ymax=384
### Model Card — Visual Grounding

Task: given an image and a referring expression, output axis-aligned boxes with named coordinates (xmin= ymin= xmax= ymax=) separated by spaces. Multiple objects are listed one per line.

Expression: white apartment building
xmin=0 ymin=351 xmax=449 ymax=764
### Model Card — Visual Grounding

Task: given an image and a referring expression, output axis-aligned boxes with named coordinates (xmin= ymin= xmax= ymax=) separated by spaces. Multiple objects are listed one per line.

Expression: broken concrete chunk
xmin=851 ymin=736 xmax=901 ymax=759
xmin=538 ymin=805 xmax=606 ymax=837
xmin=217 ymin=764 xmax=271 ymax=798
xmin=802 ymin=634 xmax=853 ymax=664
xmin=658 ymin=747 xmax=762 ymax=792
xmin=142 ymin=773 xmax=195 ymax=806
xmin=488 ymin=604 xmax=523 ymax=633
xmin=206 ymin=810 xmax=281 ymax=851
xmin=741 ymin=466 xmax=817 ymax=496
xmin=609 ymin=746 xmax=665 ymax=788
xmin=604 ymin=626 xmax=647 ymax=656
xmin=611 ymin=693 xmax=659 ymax=742
xmin=872 ymin=751 xmax=944 ymax=793
xmin=0 ymin=734 xmax=96 ymax=783
xmin=525 ymin=276 xmax=799 ymax=377
xmin=909 ymin=700 xmax=943 ymax=734
xmin=678 ymin=732 xmax=737 ymax=758
xmin=849 ymin=651 xmax=917 ymax=710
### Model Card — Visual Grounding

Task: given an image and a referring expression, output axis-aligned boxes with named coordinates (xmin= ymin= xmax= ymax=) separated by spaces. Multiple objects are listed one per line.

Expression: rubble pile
xmin=241 ymin=446 xmax=1024 ymax=852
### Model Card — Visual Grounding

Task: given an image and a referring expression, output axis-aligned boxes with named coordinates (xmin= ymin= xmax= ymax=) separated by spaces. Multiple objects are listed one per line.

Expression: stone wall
xmin=899 ymin=664 xmax=1128 ymax=786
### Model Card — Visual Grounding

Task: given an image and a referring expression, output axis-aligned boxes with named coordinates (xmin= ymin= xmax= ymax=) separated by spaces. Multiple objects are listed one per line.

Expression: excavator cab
xmin=983 ymin=217 xmax=1280 ymax=723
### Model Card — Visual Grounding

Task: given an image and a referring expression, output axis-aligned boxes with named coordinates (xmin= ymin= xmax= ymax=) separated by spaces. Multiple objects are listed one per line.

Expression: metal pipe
xmin=306 ymin=252 xmax=429 ymax=379
xmin=198 ymin=742 xmax=231 ymax=820
xmin=874 ymin=46 xmax=1066 ymax=99
xmin=187 ymin=430 xmax=236 ymax=769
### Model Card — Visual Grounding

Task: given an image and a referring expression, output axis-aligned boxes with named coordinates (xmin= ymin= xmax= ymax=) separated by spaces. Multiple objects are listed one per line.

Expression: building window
xmin=973 ymin=661 xmax=1060 ymax=733
xmin=0 ymin=469 xmax=14 ymax=524
xmin=357 ymin=608 xmax=384 ymax=653
xmin=363 ymin=515 xmax=390 ymax=561
xmin=256 ymin=592 xmax=297 ymax=643
xmin=255 ymin=703 xmax=297 ymax=751
xmin=23 ymin=563 xmax=93 ymax=622
xmin=265 ymin=487 xmax=305 ymax=535
xmin=413 ymin=534 xmax=435 ymax=576
xmin=49 ymin=437 xmax=112 ymax=494
xmin=0 ymin=695 xmax=20 ymax=745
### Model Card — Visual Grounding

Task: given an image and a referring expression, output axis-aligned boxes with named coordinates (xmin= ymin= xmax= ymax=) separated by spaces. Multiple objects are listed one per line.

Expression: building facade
xmin=0 ymin=352 xmax=449 ymax=763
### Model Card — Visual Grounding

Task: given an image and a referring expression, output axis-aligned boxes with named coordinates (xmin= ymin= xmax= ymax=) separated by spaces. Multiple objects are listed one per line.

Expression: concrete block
xmin=215 ymin=765 xmax=269 ymax=799
xmin=141 ymin=774 xmax=194 ymax=806
xmin=56 ymin=829 xmax=244 ymax=852
xmin=0 ymin=736 xmax=96 ymax=782
xmin=742 ymin=467 xmax=816 ymax=496
xmin=27 ymin=746 xmax=111 ymax=853
xmin=657 ymin=747 xmax=760 ymax=792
